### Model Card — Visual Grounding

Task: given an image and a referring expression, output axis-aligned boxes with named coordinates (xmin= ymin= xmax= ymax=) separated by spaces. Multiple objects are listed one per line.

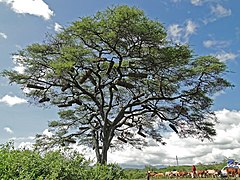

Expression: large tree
xmin=2 ymin=5 xmax=231 ymax=164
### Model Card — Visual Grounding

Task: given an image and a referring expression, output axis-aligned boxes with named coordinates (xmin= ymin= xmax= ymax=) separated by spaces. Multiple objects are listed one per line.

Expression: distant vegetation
xmin=123 ymin=163 xmax=227 ymax=179
xmin=0 ymin=142 xmax=123 ymax=179
xmin=0 ymin=141 xmax=227 ymax=179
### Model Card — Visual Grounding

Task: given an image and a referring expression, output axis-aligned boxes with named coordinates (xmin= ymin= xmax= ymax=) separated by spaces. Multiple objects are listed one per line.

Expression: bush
xmin=122 ymin=169 xmax=147 ymax=179
xmin=88 ymin=163 xmax=124 ymax=180
xmin=0 ymin=142 xmax=123 ymax=179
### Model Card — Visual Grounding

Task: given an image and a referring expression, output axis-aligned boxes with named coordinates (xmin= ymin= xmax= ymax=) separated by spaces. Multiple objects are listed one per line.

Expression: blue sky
xmin=0 ymin=0 xmax=240 ymax=167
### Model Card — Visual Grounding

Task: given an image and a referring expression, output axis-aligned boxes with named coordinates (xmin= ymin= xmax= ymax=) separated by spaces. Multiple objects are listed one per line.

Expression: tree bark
xmin=100 ymin=145 xmax=108 ymax=164
xmin=98 ymin=125 xmax=112 ymax=164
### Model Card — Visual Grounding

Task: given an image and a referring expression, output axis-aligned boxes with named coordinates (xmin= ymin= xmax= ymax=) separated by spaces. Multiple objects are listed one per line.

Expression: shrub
xmin=0 ymin=142 xmax=123 ymax=179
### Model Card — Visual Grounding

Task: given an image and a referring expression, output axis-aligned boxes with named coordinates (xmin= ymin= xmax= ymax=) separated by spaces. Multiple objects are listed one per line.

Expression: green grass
xmin=122 ymin=178 xmax=228 ymax=180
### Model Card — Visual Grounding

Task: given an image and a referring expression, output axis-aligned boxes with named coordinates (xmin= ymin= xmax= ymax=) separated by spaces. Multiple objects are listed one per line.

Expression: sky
xmin=0 ymin=0 xmax=240 ymax=168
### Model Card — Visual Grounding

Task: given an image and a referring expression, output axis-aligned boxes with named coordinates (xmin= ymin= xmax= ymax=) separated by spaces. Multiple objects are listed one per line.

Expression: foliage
xmin=2 ymin=5 xmax=232 ymax=164
xmin=0 ymin=141 xmax=123 ymax=180
xmin=0 ymin=142 xmax=228 ymax=180
xmin=89 ymin=163 xmax=124 ymax=180
xmin=122 ymin=169 xmax=147 ymax=179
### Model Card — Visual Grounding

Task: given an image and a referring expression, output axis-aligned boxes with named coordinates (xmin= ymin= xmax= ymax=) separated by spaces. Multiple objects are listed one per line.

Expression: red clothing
xmin=192 ymin=165 xmax=196 ymax=172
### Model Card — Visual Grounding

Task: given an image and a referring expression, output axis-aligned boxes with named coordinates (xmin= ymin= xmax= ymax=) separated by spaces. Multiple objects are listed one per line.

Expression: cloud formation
xmin=11 ymin=136 xmax=35 ymax=149
xmin=9 ymin=109 xmax=240 ymax=168
xmin=42 ymin=129 xmax=53 ymax=137
xmin=68 ymin=110 xmax=240 ymax=167
xmin=203 ymin=4 xmax=231 ymax=24
xmin=54 ymin=23 xmax=63 ymax=32
xmin=0 ymin=95 xmax=27 ymax=106
xmin=18 ymin=142 xmax=34 ymax=150
xmin=0 ymin=0 xmax=54 ymax=20
xmin=12 ymin=55 xmax=25 ymax=74
xmin=11 ymin=136 xmax=35 ymax=141
xmin=191 ymin=0 xmax=203 ymax=6
xmin=215 ymin=51 xmax=238 ymax=62
xmin=0 ymin=32 xmax=7 ymax=39
xmin=211 ymin=4 xmax=231 ymax=18
xmin=203 ymin=39 xmax=230 ymax=49
xmin=4 ymin=127 xmax=14 ymax=134
xmin=171 ymin=0 xmax=181 ymax=3
xmin=184 ymin=20 xmax=197 ymax=40
xmin=168 ymin=24 xmax=183 ymax=43
xmin=105 ymin=109 xmax=240 ymax=167
xmin=168 ymin=20 xmax=197 ymax=44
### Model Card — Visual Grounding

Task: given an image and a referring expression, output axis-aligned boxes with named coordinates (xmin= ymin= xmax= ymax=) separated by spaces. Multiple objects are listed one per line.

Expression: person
xmin=146 ymin=171 xmax=151 ymax=180
xmin=192 ymin=165 xmax=196 ymax=178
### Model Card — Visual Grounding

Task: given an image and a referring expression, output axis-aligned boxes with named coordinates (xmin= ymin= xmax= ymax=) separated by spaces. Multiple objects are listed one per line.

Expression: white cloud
xmin=204 ymin=4 xmax=231 ymax=24
xmin=0 ymin=95 xmax=27 ymax=106
xmin=9 ymin=109 xmax=240 ymax=167
xmin=13 ymin=66 xmax=25 ymax=74
xmin=215 ymin=51 xmax=238 ymax=62
xmin=11 ymin=136 xmax=35 ymax=141
xmin=211 ymin=4 xmax=231 ymax=18
xmin=4 ymin=127 xmax=14 ymax=134
xmin=0 ymin=0 xmax=54 ymax=20
xmin=203 ymin=39 xmax=230 ymax=49
xmin=54 ymin=22 xmax=63 ymax=32
xmin=18 ymin=142 xmax=34 ymax=150
xmin=9 ymin=136 xmax=35 ymax=150
xmin=171 ymin=0 xmax=181 ymax=2
xmin=12 ymin=55 xmax=25 ymax=74
xmin=168 ymin=24 xmax=183 ymax=43
xmin=70 ymin=110 xmax=240 ymax=167
xmin=191 ymin=0 xmax=203 ymax=6
xmin=42 ymin=129 xmax=53 ymax=137
xmin=105 ymin=109 xmax=240 ymax=167
xmin=212 ymin=90 xmax=225 ymax=99
xmin=184 ymin=20 xmax=197 ymax=39
xmin=203 ymin=40 xmax=215 ymax=48
xmin=168 ymin=20 xmax=197 ymax=44
xmin=0 ymin=32 xmax=7 ymax=39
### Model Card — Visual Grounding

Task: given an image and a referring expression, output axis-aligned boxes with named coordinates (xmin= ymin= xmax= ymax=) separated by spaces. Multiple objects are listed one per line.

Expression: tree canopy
xmin=2 ymin=5 xmax=232 ymax=164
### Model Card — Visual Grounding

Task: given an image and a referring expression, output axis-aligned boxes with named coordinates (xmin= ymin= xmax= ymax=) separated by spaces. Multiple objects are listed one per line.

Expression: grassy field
xmin=123 ymin=178 xmax=229 ymax=180
xmin=122 ymin=162 xmax=232 ymax=180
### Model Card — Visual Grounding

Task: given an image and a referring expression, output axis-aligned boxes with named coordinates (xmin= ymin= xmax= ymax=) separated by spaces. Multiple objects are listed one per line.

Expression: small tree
xmin=2 ymin=5 xmax=231 ymax=164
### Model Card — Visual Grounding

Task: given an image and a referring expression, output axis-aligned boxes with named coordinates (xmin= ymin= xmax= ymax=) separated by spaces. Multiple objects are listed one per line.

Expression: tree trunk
xmin=97 ymin=127 xmax=113 ymax=164
xmin=100 ymin=146 xmax=108 ymax=164
xmin=94 ymin=146 xmax=102 ymax=163
xmin=92 ymin=129 xmax=103 ymax=164
xmin=94 ymin=140 xmax=109 ymax=164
